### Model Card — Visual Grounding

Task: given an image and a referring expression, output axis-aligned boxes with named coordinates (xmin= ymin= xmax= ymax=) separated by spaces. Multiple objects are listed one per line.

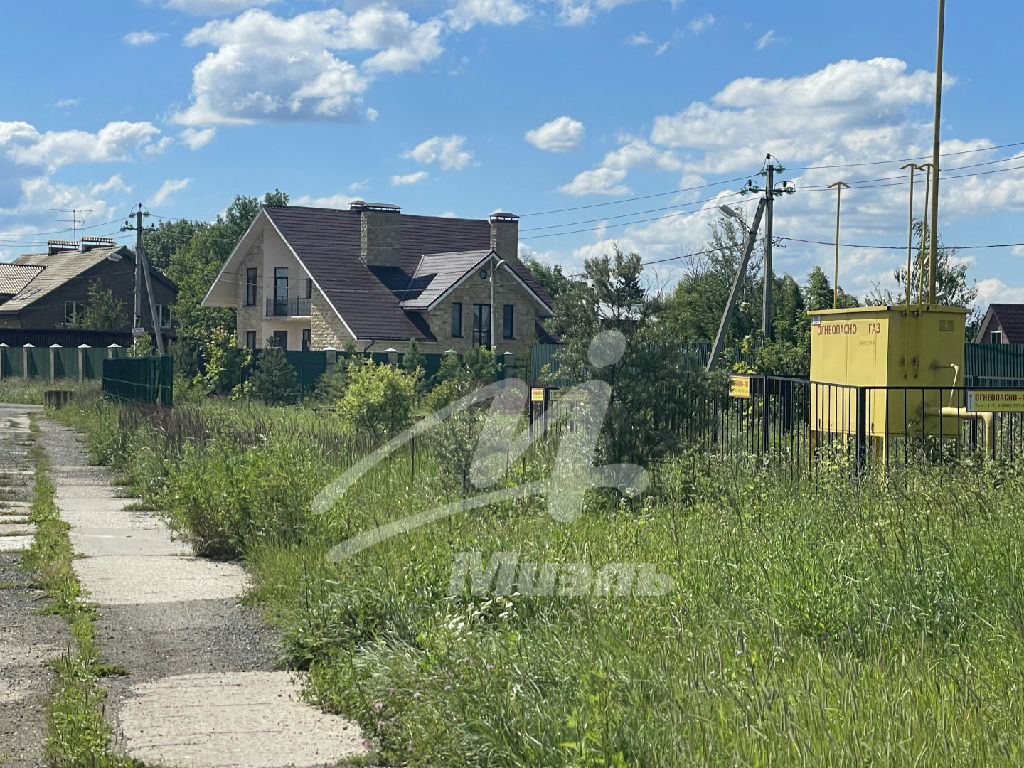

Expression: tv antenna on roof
xmin=50 ymin=208 xmax=92 ymax=240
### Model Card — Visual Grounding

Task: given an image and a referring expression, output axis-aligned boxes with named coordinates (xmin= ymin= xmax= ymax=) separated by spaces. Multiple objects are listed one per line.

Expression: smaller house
xmin=0 ymin=238 xmax=176 ymax=334
xmin=974 ymin=304 xmax=1024 ymax=344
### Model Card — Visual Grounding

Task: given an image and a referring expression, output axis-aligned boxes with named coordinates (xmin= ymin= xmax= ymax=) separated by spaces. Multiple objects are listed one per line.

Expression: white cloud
xmin=650 ymin=58 xmax=940 ymax=174
xmin=150 ymin=178 xmax=191 ymax=207
xmin=391 ymin=171 xmax=428 ymax=186
xmin=446 ymin=0 xmax=530 ymax=32
xmin=525 ymin=116 xmax=585 ymax=152
xmin=293 ymin=192 xmax=360 ymax=209
xmin=175 ymin=7 xmax=446 ymax=125
xmin=180 ymin=127 xmax=216 ymax=150
xmin=124 ymin=30 xmax=167 ymax=45
xmin=601 ymin=137 xmax=682 ymax=171
xmin=756 ymin=29 xmax=777 ymax=50
xmin=163 ymin=0 xmax=276 ymax=15
xmin=625 ymin=32 xmax=652 ymax=45
xmin=51 ymin=98 xmax=80 ymax=109
xmin=402 ymin=135 xmax=473 ymax=170
xmin=558 ymin=167 xmax=629 ymax=196
xmin=687 ymin=13 xmax=714 ymax=34
xmin=976 ymin=278 xmax=1024 ymax=305
xmin=1 ymin=120 xmax=165 ymax=171
xmin=90 ymin=174 xmax=131 ymax=195
xmin=553 ymin=0 xmax=641 ymax=26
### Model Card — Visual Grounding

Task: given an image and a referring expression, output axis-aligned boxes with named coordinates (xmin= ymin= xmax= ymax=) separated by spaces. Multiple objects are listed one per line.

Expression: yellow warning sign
xmin=729 ymin=375 xmax=751 ymax=399
xmin=531 ymin=387 xmax=545 ymax=403
xmin=967 ymin=390 xmax=1024 ymax=412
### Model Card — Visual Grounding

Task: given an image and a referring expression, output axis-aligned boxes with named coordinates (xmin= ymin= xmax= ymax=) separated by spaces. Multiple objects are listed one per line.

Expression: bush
xmin=250 ymin=339 xmax=299 ymax=404
xmin=337 ymin=360 xmax=417 ymax=441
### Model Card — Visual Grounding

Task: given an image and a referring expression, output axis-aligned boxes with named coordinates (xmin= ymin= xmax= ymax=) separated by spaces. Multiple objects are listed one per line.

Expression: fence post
xmin=108 ymin=343 xmax=121 ymax=359
xmin=22 ymin=343 xmax=32 ymax=380
xmin=323 ymin=346 xmax=337 ymax=372
xmin=0 ymin=343 xmax=5 ymax=380
xmin=855 ymin=386 xmax=867 ymax=474
xmin=761 ymin=375 xmax=770 ymax=454
xmin=78 ymin=344 xmax=89 ymax=382
xmin=385 ymin=347 xmax=398 ymax=366
xmin=49 ymin=344 xmax=60 ymax=382
xmin=502 ymin=350 xmax=514 ymax=380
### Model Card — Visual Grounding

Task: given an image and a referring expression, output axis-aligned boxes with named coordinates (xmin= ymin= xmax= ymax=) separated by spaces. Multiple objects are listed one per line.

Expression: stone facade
xmin=423 ymin=262 xmax=542 ymax=354
xmin=233 ymin=227 xmax=318 ymax=351
xmin=359 ymin=205 xmax=402 ymax=267
xmin=311 ymin=291 xmax=354 ymax=349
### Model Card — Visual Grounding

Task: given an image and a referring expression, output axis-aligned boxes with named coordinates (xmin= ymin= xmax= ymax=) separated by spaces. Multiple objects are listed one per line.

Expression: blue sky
xmin=3 ymin=0 xmax=1024 ymax=307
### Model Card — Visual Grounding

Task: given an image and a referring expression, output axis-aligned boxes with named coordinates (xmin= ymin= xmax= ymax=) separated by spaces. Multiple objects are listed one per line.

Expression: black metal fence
xmin=672 ymin=375 xmax=1024 ymax=475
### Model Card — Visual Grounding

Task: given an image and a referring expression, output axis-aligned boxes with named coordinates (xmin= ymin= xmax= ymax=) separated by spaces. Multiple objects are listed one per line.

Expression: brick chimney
xmin=489 ymin=212 xmax=519 ymax=262
xmin=354 ymin=201 xmax=401 ymax=267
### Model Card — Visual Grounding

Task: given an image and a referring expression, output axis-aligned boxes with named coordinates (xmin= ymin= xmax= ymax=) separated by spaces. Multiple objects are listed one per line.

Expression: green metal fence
xmin=964 ymin=343 xmax=1024 ymax=387
xmin=102 ymin=355 xmax=173 ymax=407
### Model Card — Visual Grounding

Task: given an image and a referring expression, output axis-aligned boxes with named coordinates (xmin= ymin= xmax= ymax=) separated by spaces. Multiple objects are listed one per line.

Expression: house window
xmin=245 ymin=331 xmax=257 ymax=350
xmin=155 ymin=304 xmax=172 ymax=328
xmin=273 ymin=330 xmax=288 ymax=349
xmin=302 ymin=328 xmax=311 ymax=351
xmin=64 ymin=301 xmax=84 ymax=326
xmin=451 ymin=302 xmax=463 ymax=338
xmin=273 ymin=267 xmax=288 ymax=315
xmin=305 ymin=278 xmax=313 ymax=300
xmin=472 ymin=303 xmax=491 ymax=348
xmin=246 ymin=268 xmax=258 ymax=306
xmin=503 ymin=304 xmax=514 ymax=339
xmin=991 ymin=330 xmax=1003 ymax=345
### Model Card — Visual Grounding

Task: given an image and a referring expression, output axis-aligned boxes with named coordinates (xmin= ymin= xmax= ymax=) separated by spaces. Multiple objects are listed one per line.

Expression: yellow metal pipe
xmin=929 ymin=0 xmax=945 ymax=305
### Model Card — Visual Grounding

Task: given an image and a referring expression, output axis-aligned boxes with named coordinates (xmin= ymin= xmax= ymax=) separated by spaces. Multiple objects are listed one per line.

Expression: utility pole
xmin=827 ymin=181 xmax=850 ymax=309
xmin=120 ymin=204 xmax=164 ymax=353
xmin=706 ymin=199 xmax=767 ymax=372
xmin=489 ymin=255 xmax=506 ymax=351
xmin=740 ymin=155 xmax=794 ymax=341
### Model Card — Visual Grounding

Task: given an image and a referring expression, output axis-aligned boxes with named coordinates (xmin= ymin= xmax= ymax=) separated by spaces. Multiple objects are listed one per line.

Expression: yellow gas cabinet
xmin=809 ymin=305 xmax=967 ymax=444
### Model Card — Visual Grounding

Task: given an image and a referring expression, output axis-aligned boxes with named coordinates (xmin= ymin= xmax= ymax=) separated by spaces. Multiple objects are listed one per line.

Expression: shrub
xmin=250 ymin=339 xmax=299 ymax=405
xmin=337 ymin=360 xmax=417 ymax=441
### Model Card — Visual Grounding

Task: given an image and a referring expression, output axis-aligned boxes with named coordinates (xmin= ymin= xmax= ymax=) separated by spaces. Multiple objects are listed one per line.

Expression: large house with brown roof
xmin=0 ymin=238 xmax=176 ymax=334
xmin=202 ymin=202 xmax=554 ymax=353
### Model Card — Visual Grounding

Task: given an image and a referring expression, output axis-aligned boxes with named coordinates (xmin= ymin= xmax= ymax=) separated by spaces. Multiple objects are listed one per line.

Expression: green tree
xmin=552 ymin=245 xmax=722 ymax=465
xmin=192 ymin=326 xmax=252 ymax=397
xmin=804 ymin=266 xmax=859 ymax=312
xmin=142 ymin=218 xmax=208 ymax=271
xmin=75 ymin=279 xmax=128 ymax=331
xmin=167 ymin=190 xmax=288 ymax=376
xmin=250 ymin=337 xmax=299 ymax=405
xmin=338 ymin=360 xmax=417 ymax=442
xmin=866 ymin=221 xmax=980 ymax=337
xmin=525 ymin=257 xmax=576 ymax=305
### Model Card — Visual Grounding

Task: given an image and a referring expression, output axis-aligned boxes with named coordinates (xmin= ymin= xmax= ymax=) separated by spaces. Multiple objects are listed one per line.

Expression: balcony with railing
xmin=266 ymin=297 xmax=311 ymax=317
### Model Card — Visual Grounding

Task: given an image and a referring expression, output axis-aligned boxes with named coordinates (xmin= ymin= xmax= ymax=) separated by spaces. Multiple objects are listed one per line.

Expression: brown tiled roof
xmin=0 ymin=246 xmax=132 ymax=314
xmin=263 ymin=206 xmax=553 ymax=341
xmin=983 ymin=304 xmax=1024 ymax=343
xmin=0 ymin=263 xmax=44 ymax=297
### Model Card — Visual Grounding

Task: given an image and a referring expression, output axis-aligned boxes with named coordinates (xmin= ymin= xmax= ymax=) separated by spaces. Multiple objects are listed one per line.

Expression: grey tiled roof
xmin=400 ymin=250 xmax=491 ymax=310
xmin=0 ymin=263 xmax=44 ymax=297
xmin=263 ymin=206 xmax=553 ymax=341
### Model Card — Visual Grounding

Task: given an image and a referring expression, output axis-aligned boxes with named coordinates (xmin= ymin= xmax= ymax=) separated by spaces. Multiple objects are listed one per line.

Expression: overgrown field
xmin=55 ymin=395 xmax=1024 ymax=767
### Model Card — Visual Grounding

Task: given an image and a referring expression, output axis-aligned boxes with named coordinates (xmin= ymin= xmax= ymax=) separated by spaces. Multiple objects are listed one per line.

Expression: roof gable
xmin=980 ymin=304 xmax=1024 ymax=343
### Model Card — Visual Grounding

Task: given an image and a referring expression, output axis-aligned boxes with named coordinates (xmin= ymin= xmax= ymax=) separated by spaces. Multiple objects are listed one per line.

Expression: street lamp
xmin=719 ymin=204 xmax=744 ymax=222
xmin=489 ymin=256 xmax=506 ymax=351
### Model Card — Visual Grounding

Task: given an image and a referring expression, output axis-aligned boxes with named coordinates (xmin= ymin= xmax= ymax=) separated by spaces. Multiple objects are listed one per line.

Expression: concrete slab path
xmin=0 ymin=402 xmax=68 ymax=768
xmin=38 ymin=418 xmax=366 ymax=768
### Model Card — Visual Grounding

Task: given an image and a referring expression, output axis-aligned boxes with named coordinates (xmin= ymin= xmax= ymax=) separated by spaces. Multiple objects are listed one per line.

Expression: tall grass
xmin=56 ymin=393 xmax=1024 ymax=767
